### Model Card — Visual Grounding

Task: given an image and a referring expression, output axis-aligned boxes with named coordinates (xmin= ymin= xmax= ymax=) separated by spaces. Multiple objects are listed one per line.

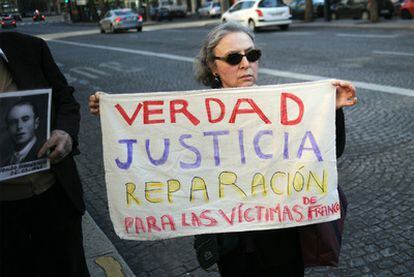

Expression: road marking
xmin=99 ymin=61 xmax=144 ymax=72
xmin=373 ymin=50 xmax=414 ymax=57
xmin=40 ymin=30 xmax=99 ymax=40
xmin=37 ymin=20 xmax=217 ymax=41
xmin=95 ymin=256 xmax=125 ymax=277
xmin=80 ymin=67 xmax=111 ymax=76
xmin=52 ymin=39 xmax=194 ymax=62
xmin=50 ymin=39 xmax=414 ymax=97
xmin=336 ymin=33 xmax=398 ymax=38
xmin=273 ymin=31 xmax=314 ymax=35
xmin=70 ymin=67 xmax=110 ymax=79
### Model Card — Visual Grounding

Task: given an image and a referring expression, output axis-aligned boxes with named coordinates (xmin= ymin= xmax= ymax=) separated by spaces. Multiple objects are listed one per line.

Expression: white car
xmin=198 ymin=1 xmax=222 ymax=17
xmin=221 ymin=0 xmax=292 ymax=31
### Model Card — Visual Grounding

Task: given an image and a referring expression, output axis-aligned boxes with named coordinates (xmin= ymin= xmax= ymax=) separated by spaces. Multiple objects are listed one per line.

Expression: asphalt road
xmin=4 ymin=20 xmax=414 ymax=276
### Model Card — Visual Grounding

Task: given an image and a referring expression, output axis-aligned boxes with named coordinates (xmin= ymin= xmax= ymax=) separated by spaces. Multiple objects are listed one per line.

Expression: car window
xmin=114 ymin=10 xmax=134 ymax=16
xmin=213 ymin=3 xmax=220 ymax=7
xmin=230 ymin=2 xmax=243 ymax=11
xmin=161 ymin=0 xmax=173 ymax=5
xmin=241 ymin=1 xmax=255 ymax=8
xmin=258 ymin=0 xmax=285 ymax=7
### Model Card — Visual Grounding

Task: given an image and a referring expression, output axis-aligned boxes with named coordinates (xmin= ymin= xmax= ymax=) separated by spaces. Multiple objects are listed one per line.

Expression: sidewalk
xmin=292 ymin=17 xmax=414 ymax=30
xmin=83 ymin=212 xmax=135 ymax=276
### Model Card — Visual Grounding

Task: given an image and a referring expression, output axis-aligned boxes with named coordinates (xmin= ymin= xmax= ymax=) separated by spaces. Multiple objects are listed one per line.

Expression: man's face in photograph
xmin=6 ymin=103 xmax=39 ymax=150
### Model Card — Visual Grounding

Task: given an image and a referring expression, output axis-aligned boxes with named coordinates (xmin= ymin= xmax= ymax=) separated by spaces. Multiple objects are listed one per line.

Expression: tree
xmin=220 ymin=0 xmax=229 ymax=16
xmin=368 ymin=0 xmax=379 ymax=22
xmin=324 ymin=0 xmax=331 ymax=21
xmin=304 ymin=0 xmax=314 ymax=22
xmin=98 ymin=0 xmax=106 ymax=19
xmin=88 ymin=0 xmax=99 ymax=21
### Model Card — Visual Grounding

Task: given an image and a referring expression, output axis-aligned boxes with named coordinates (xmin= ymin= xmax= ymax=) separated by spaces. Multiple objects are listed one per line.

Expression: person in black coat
xmin=0 ymin=32 xmax=89 ymax=276
xmin=191 ymin=22 xmax=356 ymax=277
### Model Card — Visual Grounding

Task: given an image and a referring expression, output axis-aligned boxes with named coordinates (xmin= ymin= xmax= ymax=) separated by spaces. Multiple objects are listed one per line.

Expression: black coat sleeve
xmin=39 ymin=38 xmax=81 ymax=150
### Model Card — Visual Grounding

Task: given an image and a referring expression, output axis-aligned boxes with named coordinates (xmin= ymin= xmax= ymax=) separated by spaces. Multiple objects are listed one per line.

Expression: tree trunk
xmin=88 ymin=0 xmax=99 ymax=21
xmin=304 ymin=0 xmax=314 ymax=22
xmin=369 ymin=0 xmax=379 ymax=22
xmin=220 ymin=0 xmax=229 ymax=16
xmin=324 ymin=0 xmax=331 ymax=21
xmin=98 ymin=0 xmax=106 ymax=19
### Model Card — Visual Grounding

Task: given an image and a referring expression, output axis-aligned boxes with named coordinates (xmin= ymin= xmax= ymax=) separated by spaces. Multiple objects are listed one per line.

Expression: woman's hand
xmin=89 ymin=91 xmax=103 ymax=115
xmin=332 ymin=80 xmax=357 ymax=110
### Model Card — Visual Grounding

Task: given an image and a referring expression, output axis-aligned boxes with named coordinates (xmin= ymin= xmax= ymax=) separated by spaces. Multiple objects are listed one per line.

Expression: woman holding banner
xmin=190 ymin=22 xmax=357 ymax=277
xmin=89 ymin=22 xmax=357 ymax=277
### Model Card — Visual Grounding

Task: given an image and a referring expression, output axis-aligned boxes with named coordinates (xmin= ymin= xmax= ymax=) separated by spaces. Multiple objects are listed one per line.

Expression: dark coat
xmin=0 ymin=32 xmax=85 ymax=214
xmin=20 ymin=138 xmax=44 ymax=164
xmin=195 ymin=109 xmax=347 ymax=270
xmin=3 ymin=137 xmax=45 ymax=165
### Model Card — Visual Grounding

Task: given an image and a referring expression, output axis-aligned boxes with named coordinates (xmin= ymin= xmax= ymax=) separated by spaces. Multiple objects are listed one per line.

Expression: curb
xmin=83 ymin=212 xmax=135 ymax=277
xmin=291 ymin=19 xmax=414 ymax=30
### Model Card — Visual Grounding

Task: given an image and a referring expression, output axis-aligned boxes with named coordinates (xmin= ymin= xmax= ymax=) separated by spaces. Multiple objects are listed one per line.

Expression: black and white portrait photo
xmin=0 ymin=89 xmax=51 ymax=181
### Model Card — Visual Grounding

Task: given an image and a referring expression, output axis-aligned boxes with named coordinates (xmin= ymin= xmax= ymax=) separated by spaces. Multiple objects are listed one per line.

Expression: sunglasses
xmin=214 ymin=49 xmax=262 ymax=65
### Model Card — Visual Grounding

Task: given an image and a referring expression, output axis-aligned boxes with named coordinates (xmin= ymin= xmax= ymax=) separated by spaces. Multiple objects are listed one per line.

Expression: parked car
xmin=288 ymin=0 xmax=325 ymax=19
xmin=368 ymin=0 xmax=395 ymax=18
xmin=330 ymin=0 xmax=368 ymax=19
xmin=198 ymin=1 xmax=222 ymax=17
xmin=9 ymin=12 xmax=22 ymax=21
xmin=99 ymin=8 xmax=143 ymax=33
xmin=221 ymin=0 xmax=292 ymax=31
xmin=0 ymin=14 xmax=16 ymax=28
xmin=150 ymin=6 xmax=173 ymax=21
xmin=330 ymin=0 xmax=394 ymax=20
xmin=400 ymin=0 xmax=414 ymax=18
xmin=153 ymin=0 xmax=187 ymax=17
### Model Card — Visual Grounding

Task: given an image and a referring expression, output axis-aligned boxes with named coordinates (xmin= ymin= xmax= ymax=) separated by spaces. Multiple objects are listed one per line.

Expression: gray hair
xmin=194 ymin=22 xmax=255 ymax=88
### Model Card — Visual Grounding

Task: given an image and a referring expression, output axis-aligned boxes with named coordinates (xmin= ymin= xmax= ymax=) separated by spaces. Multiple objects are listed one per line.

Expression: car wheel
xmin=331 ymin=12 xmax=338 ymax=20
xmin=280 ymin=24 xmax=289 ymax=31
xmin=248 ymin=19 xmax=257 ymax=32
xmin=100 ymin=26 xmax=105 ymax=33
xmin=137 ymin=26 xmax=142 ymax=32
xmin=222 ymin=18 xmax=226 ymax=23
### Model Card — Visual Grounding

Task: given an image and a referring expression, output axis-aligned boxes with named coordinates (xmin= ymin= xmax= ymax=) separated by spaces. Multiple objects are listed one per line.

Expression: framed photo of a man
xmin=0 ymin=89 xmax=51 ymax=181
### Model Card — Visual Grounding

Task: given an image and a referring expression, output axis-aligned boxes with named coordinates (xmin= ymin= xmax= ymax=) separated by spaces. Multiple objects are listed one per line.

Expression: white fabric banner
xmin=100 ymin=80 xmax=340 ymax=241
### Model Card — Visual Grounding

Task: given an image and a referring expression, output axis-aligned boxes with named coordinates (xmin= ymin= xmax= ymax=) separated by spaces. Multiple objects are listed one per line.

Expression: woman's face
xmin=212 ymin=32 xmax=259 ymax=88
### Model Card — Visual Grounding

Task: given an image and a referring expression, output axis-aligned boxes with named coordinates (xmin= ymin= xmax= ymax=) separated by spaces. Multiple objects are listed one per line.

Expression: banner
xmin=100 ymin=80 xmax=340 ymax=240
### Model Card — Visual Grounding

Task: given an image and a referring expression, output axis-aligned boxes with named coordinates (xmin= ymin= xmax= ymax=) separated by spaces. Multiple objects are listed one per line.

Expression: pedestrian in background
xmin=191 ymin=22 xmax=357 ymax=276
xmin=0 ymin=32 xmax=89 ymax=277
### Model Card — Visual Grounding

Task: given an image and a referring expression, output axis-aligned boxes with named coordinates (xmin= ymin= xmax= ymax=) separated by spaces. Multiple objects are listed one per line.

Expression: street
xmin=4 ymin=19 xmax=414 ymax=276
